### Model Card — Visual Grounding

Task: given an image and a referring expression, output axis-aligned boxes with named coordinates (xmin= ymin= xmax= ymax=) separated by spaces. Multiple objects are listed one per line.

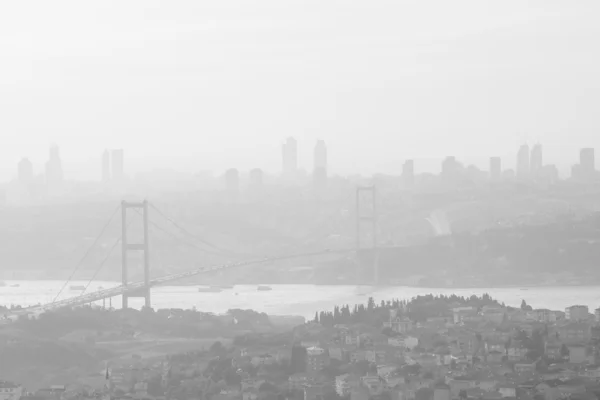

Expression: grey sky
xmin=1 ymin=0 xmax=599 ymax=181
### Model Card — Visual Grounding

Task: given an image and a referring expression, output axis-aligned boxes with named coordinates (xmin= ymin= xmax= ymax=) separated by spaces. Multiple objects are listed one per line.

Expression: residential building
xmin=335 ymin=374 xmax=353 ymax=397
xmin=0 ymin=381 xmax=22 ymax=400
xmin=568 ymin=345 xmax=587 ymax=364
xmin=433 ymin=383 xmax=451 ymax=400
xmin=565 ymin=305 xmax=589 ymax=321
xmin=17 ymin=158 xmax=33 ymax=185
xmin=557 ymin=322 xmax=592 ymax=344
xmin=306 ymin=347 xmax=328 ymax=378
xmin=595 ymin=308 xmax=600 ymax=323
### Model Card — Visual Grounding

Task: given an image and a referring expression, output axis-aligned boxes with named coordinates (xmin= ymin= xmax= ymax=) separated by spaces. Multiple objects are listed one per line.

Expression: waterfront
xmin=2 ymin=280 xmax=600 ymax=318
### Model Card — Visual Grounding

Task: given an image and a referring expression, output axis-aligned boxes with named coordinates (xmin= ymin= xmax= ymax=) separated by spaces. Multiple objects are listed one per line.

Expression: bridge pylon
xmin=356 ymin=185 xmax=379 ymax=284
xmin=121 ymin=200 xmax=151 ymax=309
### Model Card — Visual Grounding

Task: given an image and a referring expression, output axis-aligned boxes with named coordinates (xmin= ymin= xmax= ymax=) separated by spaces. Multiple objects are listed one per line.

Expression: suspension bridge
xmin=17 ymin=187 xmax=384 ymax=314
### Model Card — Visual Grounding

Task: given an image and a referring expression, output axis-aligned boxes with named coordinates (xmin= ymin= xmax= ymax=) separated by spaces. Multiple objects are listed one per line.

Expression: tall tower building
xmin=111 ymin=149 xmax=124 ymax=183
xmin=441 ymin=156 xmax=460 ymax=182
xmin=45 ymin=144 xmax=64 ymax=194
xmin=516 ymin=144 xmax=530 ymax=180
xmin=18 ymin=158 xmax=33 ymax=184
xmin=530 ymin=144 xmax=543 ymax=176
xmin=402 ymin=160 xmax=414 ymax=187
xmin=489 ymin=157 xmax=501 ymax=181
xmin=281 ymin=137 xmax=298 ymax=177
xmin=580 ymin=148 xmax=595 ymax=176
xmin=102 ymin=150 xmax=111 ymax=183
xmin=225 ymin=168 xmax=239 ymax=199
xmin=313 ymin=140 xmax=327 ymax=191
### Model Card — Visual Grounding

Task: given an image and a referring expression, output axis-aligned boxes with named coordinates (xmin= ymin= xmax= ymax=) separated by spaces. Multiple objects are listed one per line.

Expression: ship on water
xmin=257 ymin=285 xmax=272 ymax=291
xmin=198 ymin=287 xmax=223 ymax=293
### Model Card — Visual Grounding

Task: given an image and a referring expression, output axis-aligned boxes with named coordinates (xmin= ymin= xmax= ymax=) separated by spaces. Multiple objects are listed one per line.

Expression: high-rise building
xmin=45 ymin=144 xmax=64 ymax=193
xmin=249 ymin=168 xmax=263 ymax=187
xmin=441 ymin=156 xmax=460 ymax=182
xmin=402 ymin=160 xmax=414 ymax=187
xmin=18 ymin=158 xmax=33 ymax=184
xmin=306 ymin=346 xmax=328 ymax=378
xmin=580 ymin=148 xmax=595 ymax=175
xmin=102 ymin=150 xmax=111 ymax=183
xmin=313 ymin=140 xmax=327 ymax=172
xmin=111 ymin=149 xmax=124 ymax=183
xmin=516 ymin=144 xmax=530 ymax=179
xmin=281 ymin=137 xmax=298 ymax=177
xmin=489 ymin=157 xmax=501 ymax=181
xmin=225 ymin=168 xmax=239 ymax=193
xmin=530 ymin=144 xmax=543 ymax=176
xmin=313 ymin=140 xmax=327 ymax=191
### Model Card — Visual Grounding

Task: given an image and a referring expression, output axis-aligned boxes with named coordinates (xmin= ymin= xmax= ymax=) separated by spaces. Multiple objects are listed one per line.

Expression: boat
xmin=10 ymin=284 xmax=20 ymax=288
xmin=70 ymin=285 xmax=85 ymax=291
xmin=257 ymin=285 xmax=272 ymax=291
xmin=198 ymin=287 xmax=223 ymax=293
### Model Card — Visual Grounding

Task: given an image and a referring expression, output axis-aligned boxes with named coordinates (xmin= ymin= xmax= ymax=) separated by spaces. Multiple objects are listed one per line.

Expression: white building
xmin=335 ymin=374 xmax=352 ymax=397
xmin=0 ymin=381 xmax=22 ymax=400
xmin=566 ymin=305 xmax=589 ymax=321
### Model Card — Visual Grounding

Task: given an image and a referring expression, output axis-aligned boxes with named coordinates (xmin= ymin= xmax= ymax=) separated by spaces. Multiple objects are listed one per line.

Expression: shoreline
xmin=0 ymin=278 xmax=598 ymax=290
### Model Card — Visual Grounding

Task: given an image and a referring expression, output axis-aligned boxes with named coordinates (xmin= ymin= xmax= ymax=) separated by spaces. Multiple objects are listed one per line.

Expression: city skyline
xmin=2 ymin=2 xmax=600 ymax=181
xmin=4 ymin=140 xmax=597 ymax=184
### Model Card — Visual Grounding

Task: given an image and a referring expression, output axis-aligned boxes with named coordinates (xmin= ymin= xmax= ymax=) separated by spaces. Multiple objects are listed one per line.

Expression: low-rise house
xmin=507 ymin=342 xmax=527 ymax=361
xmin=485 ymin=350 xmax=504 ymax=364
xmin=496 ymin=383 xmax=516 ymax=398
xmin=251 ymin=354 xmax=276 ymax=367
xmin=514 ymin=361 xmax=537 ymax=374
xmin=388 ymin=337 xmax=406 ymax=348
xmin=0 ymin=381 xmax=23 ymax=400
xmin=365 ymin=347 xmax=388 ymax=365
xmin=288 ymin=373 xmax=309 ymax=391
xmin=350 ymin=350 xmax=368 ymax=363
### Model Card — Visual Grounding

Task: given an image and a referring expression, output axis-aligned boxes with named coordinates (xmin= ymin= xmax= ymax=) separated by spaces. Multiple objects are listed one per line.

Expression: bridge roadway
xmin=23 ymin=248 xmax=360 ymax=314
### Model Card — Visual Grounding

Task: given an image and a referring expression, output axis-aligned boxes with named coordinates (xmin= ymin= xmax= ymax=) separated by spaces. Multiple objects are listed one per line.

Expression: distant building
xmin=581 ymin=148 xmax=595 ymax=172
xmin=18 ymin=158 xmax=33 ymax=184
xmin=306 ymin=347 xmax=328 ymax=378
xmin=489 ymin=157 xmax=501 ymax=181
xmin=566 ymin=305 xmax=589 ymax=321
xmin=111 ymin=149 xmax=124 ymax=183
xmin=282 ymin=137 xmax=298 ymax=177
xmin=102 ymin=150 xmax=111 ymax=182
xmin=45 ymin=144 xmax=64 ymax=192
xmin=225 ymin=168 xmax=239 ymax=194
xmin=516 ymin=144 xmax=530 ymax=180
xmin=0 ymin=380 xmax=23 ymax=400
xmin=313 ymin=140 xmax=327 ymax=191
xmin=441 ymin=156 xmax=460 ymax=182
xmin=249 ymin=168 xmax=263 ymax=187
xmin=402 ymin=160 xmax=415 ymax=187
xmin=530 ymin=144 xmax=543 ymax=176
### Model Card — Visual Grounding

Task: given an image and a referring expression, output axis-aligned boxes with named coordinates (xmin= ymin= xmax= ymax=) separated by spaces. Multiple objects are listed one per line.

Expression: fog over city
xmin=3 ymin=1 xmax=600 ymax=399
xmin=2 ymin=1 xmax=600 ymax=180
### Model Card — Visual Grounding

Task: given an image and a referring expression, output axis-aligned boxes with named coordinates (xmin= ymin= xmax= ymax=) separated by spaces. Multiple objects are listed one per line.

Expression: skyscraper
xmin=281 ymin=137 xmax=298 ymax=177
xmin=102 ymin=150 xmax=111 ymax=183
xmin=45 ymin=144 xmax=64 ymax=192
xmin=225 ymin=168 xmax=239 ymax=194
xmin=516 ymin=144 xmax=530 ymax=179
xmin=313 ymin=140 xmax=327 ymax=191
xmin=111 ymin=149 xmax=124 ymax=183
xmin=580 ymin=148 xmax=595 ymax=174
xmin=530 ymin=144 xmax=543 ymax=176
xmin=402 ymin=160 xmax=414 ymax=187
xmin=18 ymin=158 xmax=33 ymax=184
xmin=489 ymin=157 xmax=501 ymax=181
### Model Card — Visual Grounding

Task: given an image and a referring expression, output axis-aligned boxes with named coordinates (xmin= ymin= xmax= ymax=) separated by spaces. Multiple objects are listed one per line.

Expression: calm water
xmin=1 ymin=280 xmax=599 ymax=319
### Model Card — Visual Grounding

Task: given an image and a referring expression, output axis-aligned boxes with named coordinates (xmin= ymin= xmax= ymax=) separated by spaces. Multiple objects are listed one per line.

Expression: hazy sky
xmin=1 ymin=0 xmax=599 ymax=181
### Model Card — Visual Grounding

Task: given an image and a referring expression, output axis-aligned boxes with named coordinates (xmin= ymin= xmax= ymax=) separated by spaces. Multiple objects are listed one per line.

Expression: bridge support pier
xmin=356 ymin=186 xmax=378 ymax=284
xmin=121 ymin=200 xmax=151 ymax=309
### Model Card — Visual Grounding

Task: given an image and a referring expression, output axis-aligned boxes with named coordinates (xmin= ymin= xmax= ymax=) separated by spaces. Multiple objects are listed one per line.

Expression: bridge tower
xmin=121 ymin=200 xmax=151 ymax=309
xmin=356 ymin=186 xmax=379 ymax=284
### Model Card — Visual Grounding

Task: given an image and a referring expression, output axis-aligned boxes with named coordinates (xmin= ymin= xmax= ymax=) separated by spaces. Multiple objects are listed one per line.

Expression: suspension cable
xmin=52 ymin=205 xmax=120 ymax=303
